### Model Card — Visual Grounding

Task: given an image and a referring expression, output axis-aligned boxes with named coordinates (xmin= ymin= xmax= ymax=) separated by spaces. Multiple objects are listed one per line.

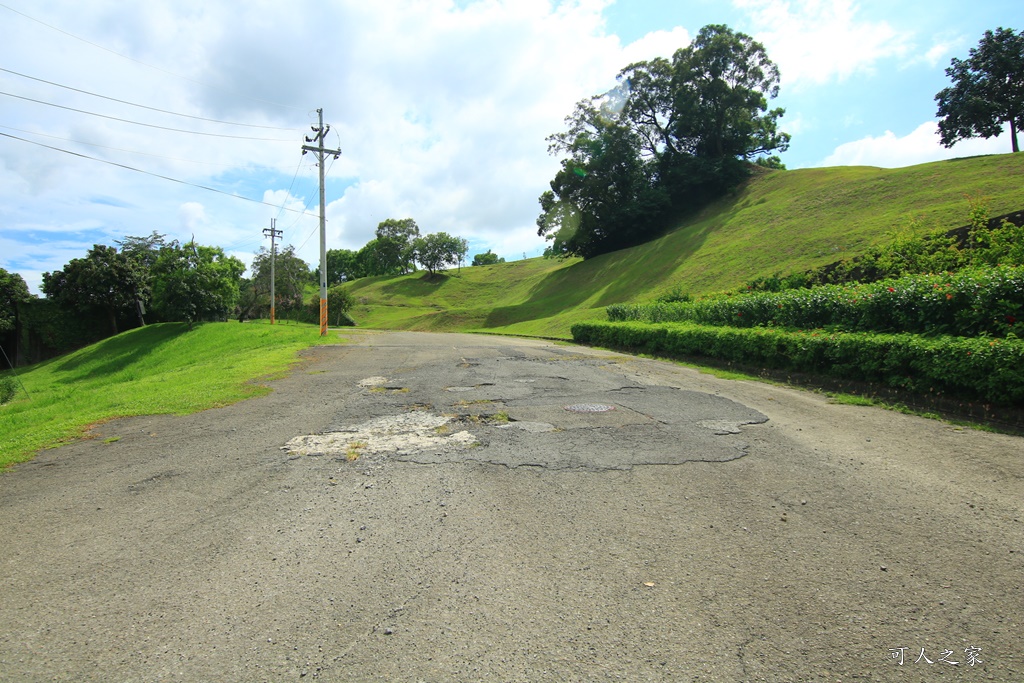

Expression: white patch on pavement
xmin=358 ymin=376 xmax=389 ymax=388
xmin=496 ymin=421 xmax=557 ymax=433
xmin=697 ymin=420 xmax=744 ymax=435
xmin=284 ymin=413 xmax=478 ymax=457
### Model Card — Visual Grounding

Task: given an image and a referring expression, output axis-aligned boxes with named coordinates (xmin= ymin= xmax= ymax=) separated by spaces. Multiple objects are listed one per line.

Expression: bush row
xmin=744 ymin=214 xmax=1024 ymax=291
xmin=571 ymin=321 xmax=1024 ymax=405
xmin=608 ymin=266 xmax=1024 ymax=338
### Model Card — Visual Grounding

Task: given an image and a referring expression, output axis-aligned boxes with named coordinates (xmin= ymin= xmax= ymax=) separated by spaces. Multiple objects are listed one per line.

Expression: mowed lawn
xmin=347 ymin=153 xmax=1024 ymax=338
xmin=0 ymin=321 xmax=338 ymax=469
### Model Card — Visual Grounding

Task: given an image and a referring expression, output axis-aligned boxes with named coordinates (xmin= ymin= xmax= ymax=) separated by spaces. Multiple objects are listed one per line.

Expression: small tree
xmin=472 ymin=250 xmax=505 ymax=266
xmin=936 ymin=27 xmax=1024 ymax=153
xmin=414 ymin=233 xmax=468 ymax=275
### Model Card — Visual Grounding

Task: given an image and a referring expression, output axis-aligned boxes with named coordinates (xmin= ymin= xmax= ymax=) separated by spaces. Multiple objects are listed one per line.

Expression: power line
xmin=0 ymin=67 xmax=300 ymax=131
xmin=0 ymin=124 xmax=300 ymax=169
xmin=0 ymin=131 xmax=320 ymax=215
xmin=0 ymin=1 xmax=305 ymax=112
xmin=0 ymin=90 xmax=296 ymax=141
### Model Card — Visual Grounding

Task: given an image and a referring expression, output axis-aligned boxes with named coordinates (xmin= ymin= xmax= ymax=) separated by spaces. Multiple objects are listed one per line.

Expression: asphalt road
xmin=1 ymin=330 xmax=1021 ymax=682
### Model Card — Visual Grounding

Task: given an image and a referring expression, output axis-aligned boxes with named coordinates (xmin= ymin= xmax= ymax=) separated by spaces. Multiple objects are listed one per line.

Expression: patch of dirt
xmin=283 ymin=412 xmax=478 ymax=458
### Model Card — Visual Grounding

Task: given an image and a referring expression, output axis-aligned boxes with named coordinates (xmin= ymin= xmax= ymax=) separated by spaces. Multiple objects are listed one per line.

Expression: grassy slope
xmin=0 ymin=321 xmax=341 ymax=468
xmin=348 ymin=153 xmax=1024 ymax=338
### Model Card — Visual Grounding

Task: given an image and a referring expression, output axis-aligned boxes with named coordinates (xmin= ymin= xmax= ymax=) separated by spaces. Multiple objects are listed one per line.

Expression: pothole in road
xmin=564 ymin=403 xmax=616 ymax=413
xmin=283 ymin=413 xmax=478 ymax=459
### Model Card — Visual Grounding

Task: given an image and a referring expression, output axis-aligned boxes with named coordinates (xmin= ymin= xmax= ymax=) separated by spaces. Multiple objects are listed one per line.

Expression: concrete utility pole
xmin=262 ymin=218 xmax=282 ymax=324
xmin=301 ymin=108 xmax=341 ymax=336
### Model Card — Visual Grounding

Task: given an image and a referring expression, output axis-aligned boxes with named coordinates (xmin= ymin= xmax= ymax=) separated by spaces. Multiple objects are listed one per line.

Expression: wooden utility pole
xmin=262 ymin=218 xmax=282 ymax=324
xmin=301 ymin=108 xmax=341 ymax=336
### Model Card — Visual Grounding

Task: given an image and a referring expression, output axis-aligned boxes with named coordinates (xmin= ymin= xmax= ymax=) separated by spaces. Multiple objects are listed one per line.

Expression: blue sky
xmin=1 ymin=0 xmax=1020 ymax=294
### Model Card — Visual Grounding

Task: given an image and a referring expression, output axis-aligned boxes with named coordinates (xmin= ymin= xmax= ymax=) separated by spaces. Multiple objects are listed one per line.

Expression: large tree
xmin=324 ymin=248 xmax=362 ymax=283
xmin=250 ymin=244 xmax=310 ymax=316
xmin=414 ymin=233 xmax=468 ymax=275
xmin=538 ymin=24 xmax=788 ymax=258
xmin=373 ymin=218 xmax=420 ymax=275
xmin=936 ymin=27 xmax=1024 ymax=153
xmin=150 ymin=241 xmax=245 ymax=329
xmin=42 ymin=245 xmax=147 ymax=335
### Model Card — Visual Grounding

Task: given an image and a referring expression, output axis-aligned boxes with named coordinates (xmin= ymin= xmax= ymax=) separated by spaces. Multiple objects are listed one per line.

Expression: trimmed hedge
xmin=608 ymin=266 xmax=1024 ymax=338
xmin=572 ymin=321 xmax=1024 ymax=405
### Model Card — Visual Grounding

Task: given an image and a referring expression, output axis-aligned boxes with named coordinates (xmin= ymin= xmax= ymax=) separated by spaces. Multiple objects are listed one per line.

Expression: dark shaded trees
xmin=936 ymin=27 xmax=1024 ymax=153
xmin=538 ymin=24 xmax=789 ymax=258
xmin=42 ymin=245 xmax=147 ymax=335
xmin=0 ymin=268 xmax=32 ymax=367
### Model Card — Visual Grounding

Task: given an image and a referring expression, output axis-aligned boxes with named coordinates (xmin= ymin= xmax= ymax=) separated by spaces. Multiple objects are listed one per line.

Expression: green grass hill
xmin=347 ymin=153 xmax=1024 ymax=338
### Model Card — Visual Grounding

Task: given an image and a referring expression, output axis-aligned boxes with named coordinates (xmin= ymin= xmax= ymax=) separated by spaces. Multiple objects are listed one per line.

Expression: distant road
xmin=2 ymin=330 xmax=1021 ymax=681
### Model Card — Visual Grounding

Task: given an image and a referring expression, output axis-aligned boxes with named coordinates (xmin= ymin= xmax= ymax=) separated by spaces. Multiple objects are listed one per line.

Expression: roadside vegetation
xmin=0 ymin=321 xmax=340 ymax=469
xmin=577 ymin=203 xmax=1024 ymax=421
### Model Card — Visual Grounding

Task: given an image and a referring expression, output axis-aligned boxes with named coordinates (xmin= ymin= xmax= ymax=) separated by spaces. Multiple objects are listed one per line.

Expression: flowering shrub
xmin=606 ymin=266 xmax=1024 ymax=338
xmin=572 ymin=321 xmax=1024 ymax=405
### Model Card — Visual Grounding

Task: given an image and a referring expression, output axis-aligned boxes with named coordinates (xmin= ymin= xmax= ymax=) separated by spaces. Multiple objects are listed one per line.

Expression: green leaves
xmin=539 ymin=23 xmax=789 ymax=260
xmin=414 ymin=232 xmax=468 ymax=275
xmin=573 ymin=321 xmax=1024 ymax=405
xmin=151 ymin=242 xmax=244 ymax=329
xmin=609 ymin=266 xmax=1024 ymax=339
xmin=936 ymin=27 xmax=1024 ymax=152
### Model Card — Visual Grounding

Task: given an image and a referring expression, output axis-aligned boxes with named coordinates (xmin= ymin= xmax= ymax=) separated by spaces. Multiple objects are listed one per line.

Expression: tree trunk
xmin=1011 ymin=118 xmax=1019 ymax=153
xmin=107 ymin=307 xmax=119 ymax=336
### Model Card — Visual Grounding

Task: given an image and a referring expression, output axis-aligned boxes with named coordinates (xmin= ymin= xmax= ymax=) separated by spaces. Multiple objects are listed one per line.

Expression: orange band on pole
xmin=319 ymin=298 xmax=328 ymax=336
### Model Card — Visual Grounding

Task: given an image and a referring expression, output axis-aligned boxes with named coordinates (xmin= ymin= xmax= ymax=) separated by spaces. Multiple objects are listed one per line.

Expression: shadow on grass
xmin=53 ymin=323 xmax=190 ymax=382
xmin=482 ymin=202 xmax=742 ymax=328
xmin=378 ymin=272 xmax=451 ymax=298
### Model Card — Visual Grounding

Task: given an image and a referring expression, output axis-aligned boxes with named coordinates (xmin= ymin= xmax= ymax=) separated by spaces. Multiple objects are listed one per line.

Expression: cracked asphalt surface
xmin=1 ymin=330 xmax=1022 ymax=681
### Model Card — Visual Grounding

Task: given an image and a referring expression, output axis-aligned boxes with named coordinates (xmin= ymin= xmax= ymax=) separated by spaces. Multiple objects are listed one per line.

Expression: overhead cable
xmin=0 ymin=124 xmax=299 ymax=169
xmin=0 ymin=67 xmax=300 ymax=131
xmin=0 ymin=131 xmax=319 ymax=215
xmin=0 ymin=90 xmax=296 ymax=141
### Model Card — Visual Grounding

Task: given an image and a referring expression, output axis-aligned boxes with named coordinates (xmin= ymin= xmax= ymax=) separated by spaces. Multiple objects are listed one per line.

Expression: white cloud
xmin=820 ymin=121 xmax=1014 ymax=168
xmin=621 ymin=26 xmax=691 ymax=66
xmin=6 ymin=0 xmax=676 ymax=291
xmin=734 ymin=0 xmax=911 ymax=86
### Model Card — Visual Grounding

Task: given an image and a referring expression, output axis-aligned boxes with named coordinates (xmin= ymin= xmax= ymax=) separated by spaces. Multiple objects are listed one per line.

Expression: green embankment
xmin=0 ymin=321 xmax=342 ymax=469
xmin=348 ymin=154 xmax=1024 ymax=338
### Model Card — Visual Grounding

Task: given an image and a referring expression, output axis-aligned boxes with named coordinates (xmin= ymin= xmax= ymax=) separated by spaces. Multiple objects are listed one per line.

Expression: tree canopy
xmin=538 ymin=24 xmax=789 ymax=259
xmin=0 ymin=268 xmax=31 ymax=334
xmin=250 ymin=245 xmax=310 ymax=311
xmin=472 ymin=250 xmax=505 ymax=266
xmin=42 ymin=244 xmax=147 ymax=335
xmin=150 ymin=241 xmax=245 ymax=329
xmin=373 ymin=218 xmax=420 ymax=275
xmin=414 ymin=232 xmax=468 ymax=275
xmin=936 ymin=27 xmax=1024 ymax=153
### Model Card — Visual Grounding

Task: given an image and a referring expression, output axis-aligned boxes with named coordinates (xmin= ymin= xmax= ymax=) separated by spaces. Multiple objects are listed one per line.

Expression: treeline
xmin=323 ymin=218 xmax=469 ymax=281
xmin=537 ymin=24 xmax=789 ymax=259
xmin=1 ymin=216 xmax=482 ymax=365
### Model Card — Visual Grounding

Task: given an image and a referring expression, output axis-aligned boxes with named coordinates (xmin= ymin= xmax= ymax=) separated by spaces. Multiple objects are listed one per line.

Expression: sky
xmin=1 ymin=0 xmax=1020 ymax=294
